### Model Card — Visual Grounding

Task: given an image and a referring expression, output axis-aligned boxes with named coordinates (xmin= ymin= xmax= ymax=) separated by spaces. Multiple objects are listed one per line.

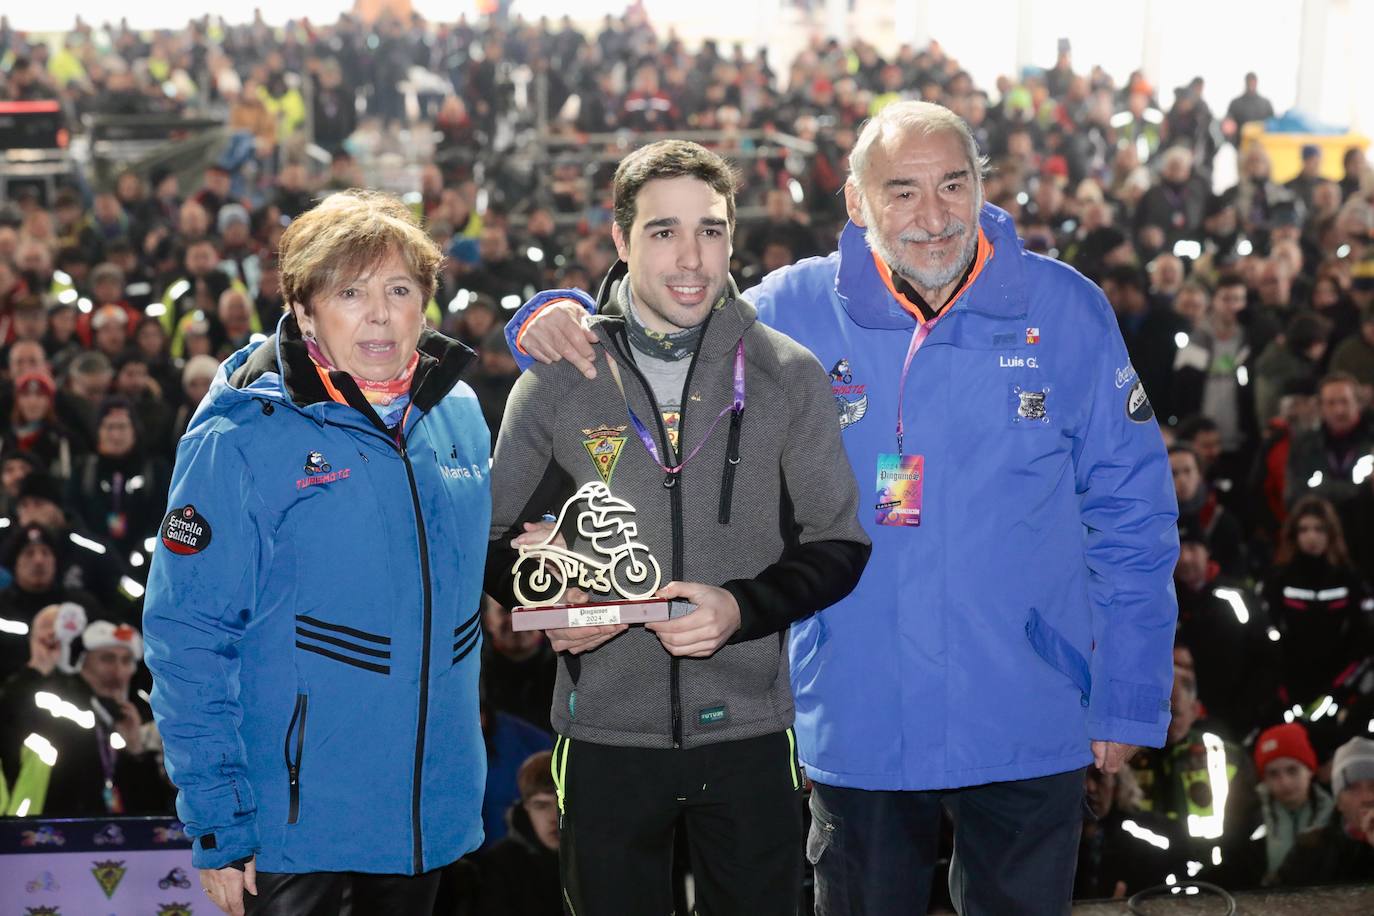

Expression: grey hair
xmin=848 ymin=101 xmax=989 ymax=196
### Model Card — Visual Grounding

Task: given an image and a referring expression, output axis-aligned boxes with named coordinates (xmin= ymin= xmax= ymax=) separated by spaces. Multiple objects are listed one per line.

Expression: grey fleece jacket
xmin=485 ymin=291 xmax=870 ymax=749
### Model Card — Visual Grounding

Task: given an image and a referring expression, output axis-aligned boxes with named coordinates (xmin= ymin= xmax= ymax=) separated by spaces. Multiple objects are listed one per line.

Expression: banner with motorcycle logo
xmin=510 ymin=481 xmax=690 ymax=630
xmin=0 ymin=816 xmax=203 ymax=916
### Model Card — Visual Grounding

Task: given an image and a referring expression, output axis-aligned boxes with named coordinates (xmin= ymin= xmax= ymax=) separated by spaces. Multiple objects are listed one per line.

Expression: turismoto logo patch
xmin=160 ymin=505 xmax=212 ymax=556
xmin=830 ymin=358 xmax=869 ymax=429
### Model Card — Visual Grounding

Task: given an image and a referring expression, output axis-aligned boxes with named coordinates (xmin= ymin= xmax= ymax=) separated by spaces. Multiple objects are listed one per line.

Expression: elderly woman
xmin=143 ymin=190 xmax=491 ymax=916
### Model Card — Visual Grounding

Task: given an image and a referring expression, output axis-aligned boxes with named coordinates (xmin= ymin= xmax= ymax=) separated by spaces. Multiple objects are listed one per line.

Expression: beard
xmin=863 ymin=200 xmax=980 ymax=295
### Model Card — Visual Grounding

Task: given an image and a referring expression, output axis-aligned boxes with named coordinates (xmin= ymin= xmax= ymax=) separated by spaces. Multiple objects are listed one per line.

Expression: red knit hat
xmin=1254 ymin=722 xmax=1318 ymax=774
xmin=14 ymin=371 xmax=56 ymax=399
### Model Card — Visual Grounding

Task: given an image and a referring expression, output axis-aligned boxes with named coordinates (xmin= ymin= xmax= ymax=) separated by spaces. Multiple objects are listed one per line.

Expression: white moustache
xmin=899 ymin=221 xmax=968 ymax=244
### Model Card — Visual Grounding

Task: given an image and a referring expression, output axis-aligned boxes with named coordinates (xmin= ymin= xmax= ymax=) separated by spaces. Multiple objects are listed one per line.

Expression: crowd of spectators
xmin=3 ymin=5 xmax=1374 ymax=909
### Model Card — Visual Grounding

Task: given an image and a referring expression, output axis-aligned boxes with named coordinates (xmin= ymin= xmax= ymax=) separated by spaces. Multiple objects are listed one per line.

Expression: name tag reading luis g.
xmin=875 ymin=453 xmax=923 ymax=527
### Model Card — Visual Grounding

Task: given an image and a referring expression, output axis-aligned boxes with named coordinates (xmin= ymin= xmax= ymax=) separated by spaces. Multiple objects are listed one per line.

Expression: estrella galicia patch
xmin=1011 ymin=385 xmax=1050 ymax=424
xmin=1126 ymin=380 xmax=1154 ymax=423
xmin=161 ymin=505 xmax=212 ymax=555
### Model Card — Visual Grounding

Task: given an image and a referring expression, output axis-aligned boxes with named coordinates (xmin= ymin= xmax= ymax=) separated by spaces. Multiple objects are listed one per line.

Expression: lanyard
xmin=896 ymin=316 xmax=942 ymax=455
xmin=605 ymin=340 xmax=745 ymax=475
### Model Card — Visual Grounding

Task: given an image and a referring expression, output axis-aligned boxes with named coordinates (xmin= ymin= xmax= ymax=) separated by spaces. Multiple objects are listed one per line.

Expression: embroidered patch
xmin=830 ymin=358 xmax=869 ymax=429
xmin=582 ymin=425 xmax=628 ymax=486
xmin=91 ymin=860 xmax=126 ymax=899
xmin=303 ymin=451 xmax=331 ymax=474
xmin=296 ymin=468 xmax=352 ymax=490
xmin=1126 ymin=380 xmax=1154 ymax=423
xmin=1025 ymin=327 xmax=1040 ymax=344
xmin=699 ymin=705 xmax=728 ymax=725
xmin=160 ymin=505 xmax=212 ymax=555
xmin=1012 ymin=385 xmax=1050 ymax=423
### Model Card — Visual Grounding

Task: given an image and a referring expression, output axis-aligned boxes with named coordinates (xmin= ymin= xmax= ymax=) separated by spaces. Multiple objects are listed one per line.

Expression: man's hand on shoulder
xmin=521 ymin=301 xmax=599 ymax=379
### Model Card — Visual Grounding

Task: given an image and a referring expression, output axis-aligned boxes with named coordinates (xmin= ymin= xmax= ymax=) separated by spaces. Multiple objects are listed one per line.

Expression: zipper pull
xmin=663 ymin=470 xmax=678 ymax=489
xmin=288 ymin=765 xmax=299 ymax=787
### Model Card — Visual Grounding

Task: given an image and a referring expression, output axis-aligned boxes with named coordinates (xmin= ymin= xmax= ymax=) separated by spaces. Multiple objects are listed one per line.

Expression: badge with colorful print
xmin=1012 ymin=385 xmax=1050 ymax=424
xmin=91 ymin=859 xmax=126 ymax=899
xmin=875 ymin=453 xmax=923 ymax=527
xmin=1126 ymin=380 xmax=1154 ymax=423
xmin=160 ymin=505 xmax=212 ymax=555
xmin=581 ymin=425 xmax=628 ymax=486
xmin=1025 ymin=327 xmax=1040 ymax=344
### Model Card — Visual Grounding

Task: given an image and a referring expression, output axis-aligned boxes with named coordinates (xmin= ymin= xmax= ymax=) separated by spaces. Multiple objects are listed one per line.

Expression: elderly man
xmin=510 ymin=102 xmax=1178 ymax=913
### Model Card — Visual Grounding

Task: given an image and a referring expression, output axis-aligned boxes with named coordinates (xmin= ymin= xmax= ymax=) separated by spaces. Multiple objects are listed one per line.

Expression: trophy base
xmin=512 ymin=597 xmax=693 ymax=631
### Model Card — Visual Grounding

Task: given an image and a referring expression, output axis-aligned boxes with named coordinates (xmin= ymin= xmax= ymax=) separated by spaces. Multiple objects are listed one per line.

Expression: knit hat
xmin=1332 ymin=737 xmax=1374 ymax=796
xmin=217 ymin=203 xmax=250 ymax=234
xmin=1254 ymin=722 xmax=1318 ymax=774
xmin=17 ymin=472 xmax=64 ymax=509
xmin=1 ymin=521 xmax=61 ymax=568
xmin=80 ymin=620 xmax=143 ymax=661
xmin=13 ymin=371 xmax=56 ymax=399
xmin=91 ymin=303 xmax=127 ymax=331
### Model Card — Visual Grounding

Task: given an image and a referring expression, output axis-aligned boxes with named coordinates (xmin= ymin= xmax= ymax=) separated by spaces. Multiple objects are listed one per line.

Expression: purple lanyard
xmin=895 ymin=316 xmax=942 ymax=455
xmin=606 ymin=340 xmax=745 ymax=475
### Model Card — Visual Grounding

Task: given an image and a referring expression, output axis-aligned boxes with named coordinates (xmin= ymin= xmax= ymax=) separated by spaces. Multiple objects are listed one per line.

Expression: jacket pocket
xmin=284 ymin=692 xmax=309 ymax=825
xmin=1024 ymin=607 xmax=1091 ymax=706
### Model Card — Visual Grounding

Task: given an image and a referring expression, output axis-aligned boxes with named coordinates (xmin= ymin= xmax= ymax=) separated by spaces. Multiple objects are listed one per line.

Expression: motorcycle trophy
xmin=510 ymin=480 xmax=681 ymax=631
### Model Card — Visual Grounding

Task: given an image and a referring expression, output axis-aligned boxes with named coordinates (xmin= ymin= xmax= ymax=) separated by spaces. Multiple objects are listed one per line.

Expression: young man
xmin=484 ymin=140 xmax=869 ymax=915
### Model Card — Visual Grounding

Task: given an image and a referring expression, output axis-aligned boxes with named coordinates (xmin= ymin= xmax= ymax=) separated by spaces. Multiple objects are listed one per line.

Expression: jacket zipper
xmin=317 ymin=359 xmax=440 ymax=873
xmin=320 ymin=415 xmax=434 ymax=872
xmin=398 ymin=434 xmax=433 ymax=874
xmin=284 ymin=693 xmax=308 ymax=824
xmin=613 ymin=313 xmax=715 ymax=749
xmin=718 ymin=408 xmax=743 ymax=524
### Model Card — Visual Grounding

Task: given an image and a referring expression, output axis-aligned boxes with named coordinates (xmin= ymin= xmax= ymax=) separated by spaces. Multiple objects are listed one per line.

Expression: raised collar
xmin=835 ymin=202 xmax=1024 ymax=328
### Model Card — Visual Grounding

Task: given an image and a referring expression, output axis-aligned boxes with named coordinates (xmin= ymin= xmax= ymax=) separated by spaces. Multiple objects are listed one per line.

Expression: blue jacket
xmin=509 ymin=204 xmax=1178 ymax=791
xmin=143 ymin=316 xmax=491 ymax=872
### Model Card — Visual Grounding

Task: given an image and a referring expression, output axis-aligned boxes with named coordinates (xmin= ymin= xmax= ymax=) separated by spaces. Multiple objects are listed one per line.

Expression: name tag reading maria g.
xmin=875 ymin=453 xmax=924 ymax=527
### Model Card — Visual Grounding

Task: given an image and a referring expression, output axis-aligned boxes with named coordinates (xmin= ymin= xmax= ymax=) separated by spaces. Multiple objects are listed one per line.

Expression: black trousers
xmin=555 ymin=729 xmax=804 ymax=916
xmin=244 ymin=868 xmax=441 ymax=916
xmin=808 ymin=768 xmax=1087 ymax=916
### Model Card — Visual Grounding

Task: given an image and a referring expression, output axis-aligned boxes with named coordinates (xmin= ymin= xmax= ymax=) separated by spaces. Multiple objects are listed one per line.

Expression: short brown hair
xmin=612 ymin=140 xmax=737 ymax=245
xmin=278 ymin=189 xmax=441 ymax=314
xmin=517 ymin=750 xmax=556 ymax=801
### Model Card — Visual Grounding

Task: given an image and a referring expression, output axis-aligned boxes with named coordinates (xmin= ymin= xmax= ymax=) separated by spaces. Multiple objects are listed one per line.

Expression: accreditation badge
xmin=875 ymin=453 xmax=923 ymax=527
